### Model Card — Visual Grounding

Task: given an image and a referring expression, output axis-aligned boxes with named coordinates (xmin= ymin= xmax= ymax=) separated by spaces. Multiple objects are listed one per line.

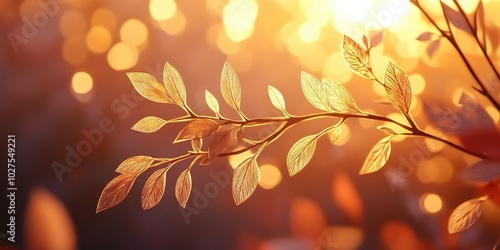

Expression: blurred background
xmin=1 ymin=0 xmax=500 ymax=249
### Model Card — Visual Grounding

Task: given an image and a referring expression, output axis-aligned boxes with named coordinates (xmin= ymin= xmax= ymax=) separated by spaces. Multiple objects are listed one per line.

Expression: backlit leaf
xmin=301 ymin=72 xmax=329 ymax=111
xmin=441 ymin=2 xmax=473 ymax=35
xmin=342 ymin=35 xmax=373 ymax=79
xmin=416 ymin=31 xmax=434 ymax=41
xmin=174 ymin=119 xmax=219 ymax=143
xmin=205 ymin=90 xmax=220 ymax=116
xmin=461 ymin=160 xmax=500 ymax=182
xmin=208 ymin=129 xmax=232 ymax=159
xmin=377 ymin=126 xmax=396 ymax=135
xmin=232 ymin=156 xmax=260 ymax=205
xmin=427 ymin=39 xmax=441 ymax=59
xmin=132 ymin=116 xmax=168 ymax=133
xmin=116 ymin=156 xmax=154 ymax=174
xmin=141 ymin=167 xmax=168 ymax=210
xmin=384 ymin=62 xmax=412 ymax=114
xmin=163 ymin=62 xmax=187 ymax=106
xmin=191 ymin=138 xmax=202 ymax=152
xmin=448 ymin=198 xmax=484 ymax=233
xmin=127 ymin=72 xmax=170 ymax=103
xmin=359 ymin=135 xmax=392 ymax=174
xmin=175 ymin=169 xmax=192 ymax=208
xmin=287 ymin=134 xmax=318 ymax=176
xmin=96 ymin=173 xmax=138 ymax=213
xmin=322 ymin=78 xmax=362 ymax=114
xmin=268 ymin=85 xmax=288 ymax=115
xmin=220 ymin=62 xmax=241 ymax=111
xmin=329 ymin=126 xmax=341 ymax=142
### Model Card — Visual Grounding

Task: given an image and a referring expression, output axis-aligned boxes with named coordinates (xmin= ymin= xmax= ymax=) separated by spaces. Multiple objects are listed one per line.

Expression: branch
xmin=411 ymin=1 xmax=500 ymax=111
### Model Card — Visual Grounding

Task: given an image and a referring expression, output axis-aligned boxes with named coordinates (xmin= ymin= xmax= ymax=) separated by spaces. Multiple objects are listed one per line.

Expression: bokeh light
xmin=332 ymin=123 xmax=351 ymax=146
xmin=71 ymin=72 xmax=93 ymax=95
xmin=222 ymin=0 xmax=258 ymax=42
xmin=120 ymin=19 xmax=148 ymax=47
xmin=419 ymin=193 xmax=443 ymax=214
xmin=107 ymin=42 xmax=139 ymax=71
xmin=228 ymin=147 xmax=253 ymax=170
xmin=91 ymin=8 xmax=118 ymax=31
xmin=416 ymin=156 xmax=453 ymax=184
xmin=149 ymin=0 xmax=177 ymax=21
xmin=290 ymin=197 xmax=327 ymax=238
xmin=156 ymin=11 xmax=187 ymax=35
xmin=86 ymin=26 xmax=112 ymax=54
xmin=258 ymin=164 xmax=282 ymax=189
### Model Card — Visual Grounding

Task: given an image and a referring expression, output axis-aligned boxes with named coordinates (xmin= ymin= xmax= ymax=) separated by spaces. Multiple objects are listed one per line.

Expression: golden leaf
xmin=235 ymin=127 xmax=244 ymax=143
xmin=359 ymin=135 xmax=393 ymax=174
xmin=268 ymin=85 xmax=289 ymax=116
xmin=127 ymin=72 xmax=171 ymax=103
xmin=322 ymin=79 xmax=362 ymax=114
xmin=191 ymin=138 xmax=203 ymax=152
xmin=115 ymin=156 xmax=154 ymax=174
xmin=342 ymin=35 xmax=373 ymax=79
xmin=208 ymin=129 xmax=232 ymax=159
xmin=174 ymin=119 xmax=219 ymax=143
xmin=384 ymin=62 xmax=412 ymax=115
xmin=329 ymin=126 xmax=341 ymax=142
xmin=448 ymin=198 xmax=484 ymax=233
xmin=163 ymin=62 xmax=186 ymax=106
xmin=232 ymin=156 xmax=260 ymax=205
xmin=287 ymin=134 xmax=318 ymax=176
xmin=96 ymin=173 xmax=138 ymax=213
xmin=220 ymin=62 xmax=241 ymax=111
xmin=175 ymin=169 xmax=192 ymax=208
xmin=301 ymin=72 xmax=330 ymax=111
xmin=205 ymin=90 xmax=220 ymax=116
xmin=141 ymin=167 xmax=168 ymax=210
xmin=131 ymin=116 xmax=167 ymax=133
xmin=377 ymin=126 xmax=396 ymax=135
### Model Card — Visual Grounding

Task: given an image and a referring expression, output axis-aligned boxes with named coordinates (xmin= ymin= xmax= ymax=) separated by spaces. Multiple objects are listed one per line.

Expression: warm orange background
xmin=1 ymin=0 xmax=500 ymax=249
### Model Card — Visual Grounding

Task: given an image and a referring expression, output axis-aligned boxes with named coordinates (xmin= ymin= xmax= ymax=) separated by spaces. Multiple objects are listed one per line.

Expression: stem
xmin=413 ymin=130 xmax=488 ymax=159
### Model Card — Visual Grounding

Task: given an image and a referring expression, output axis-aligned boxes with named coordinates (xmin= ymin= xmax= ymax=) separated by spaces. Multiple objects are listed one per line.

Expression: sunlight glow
xmin=329 ymin=0 xmax=410 ymax=39
xmin=222 ymin=0 xmax=258 ymax=42
xmin=298 ymin=21 xmax=321 ymax=43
